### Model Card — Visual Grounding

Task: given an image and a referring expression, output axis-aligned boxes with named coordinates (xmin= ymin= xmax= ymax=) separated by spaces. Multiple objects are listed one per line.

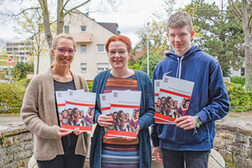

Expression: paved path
xmin=0 ymin=114 xmax=23 ymax=132
xmin=0 ymin=114 xmax=22 ymax=125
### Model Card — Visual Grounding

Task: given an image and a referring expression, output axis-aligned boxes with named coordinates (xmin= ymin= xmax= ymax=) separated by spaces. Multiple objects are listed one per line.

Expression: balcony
xmin=70 ymin=33 xmax=93 ymax=43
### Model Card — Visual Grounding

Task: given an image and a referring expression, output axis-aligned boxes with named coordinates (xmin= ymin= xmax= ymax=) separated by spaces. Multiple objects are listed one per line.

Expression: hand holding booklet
xmin=100 ymin=90 xmax=141 ymax=139
xmin=55 ymin=90 xmax=96 ymax=132
xmin=154 ymin=76 xmax=194 ymax=124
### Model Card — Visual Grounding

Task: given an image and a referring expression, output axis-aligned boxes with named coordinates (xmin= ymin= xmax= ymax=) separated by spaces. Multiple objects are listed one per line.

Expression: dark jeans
xmin=37 ymin=154 xmax=85 ymax=168
xmin=161 ymin=148 xmax=210 ymax=168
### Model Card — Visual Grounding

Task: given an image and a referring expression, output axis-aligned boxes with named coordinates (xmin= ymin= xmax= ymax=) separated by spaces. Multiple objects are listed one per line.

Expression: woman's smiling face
xmin=108 ymin=40 xmax=129 ymax=70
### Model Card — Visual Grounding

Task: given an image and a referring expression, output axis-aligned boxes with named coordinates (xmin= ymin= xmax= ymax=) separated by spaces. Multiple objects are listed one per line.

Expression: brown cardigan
xmin=21 ymin=68 xmax=90 ymax=161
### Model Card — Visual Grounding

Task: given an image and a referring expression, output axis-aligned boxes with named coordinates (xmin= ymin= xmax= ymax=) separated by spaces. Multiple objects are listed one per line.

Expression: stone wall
xmin=0 ymin=122 xmax=33 ymax=168
xmin=0 ymin=118 xmax=252 ymax=168
xmin=214 ymin=119 xmax=252 ymax=168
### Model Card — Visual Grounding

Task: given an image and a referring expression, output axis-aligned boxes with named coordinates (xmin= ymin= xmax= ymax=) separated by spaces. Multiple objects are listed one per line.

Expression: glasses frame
xmin=57 ymin=47 xmax=75 ymax=55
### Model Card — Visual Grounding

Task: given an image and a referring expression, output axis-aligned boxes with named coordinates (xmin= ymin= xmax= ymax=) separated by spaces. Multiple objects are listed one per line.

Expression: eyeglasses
xmin=57 ymin=48 xmax=75 ymax=55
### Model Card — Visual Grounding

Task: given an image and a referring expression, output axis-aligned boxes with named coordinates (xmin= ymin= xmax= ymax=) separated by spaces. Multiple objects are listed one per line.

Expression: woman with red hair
xmin=90 ymin=35 xmax=154 ymax=168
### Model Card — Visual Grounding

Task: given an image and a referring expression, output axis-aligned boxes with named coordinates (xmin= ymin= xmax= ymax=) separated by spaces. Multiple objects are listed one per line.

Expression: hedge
xmin=230 ymin=76 xmax=245 ymax=86
xmin=1 ymin=80 xmax=251 ymax=114
xmin=225 ymin=81 xmax=252 ymax=112
xmin=0 ymin=82 xmax=26 ymax=113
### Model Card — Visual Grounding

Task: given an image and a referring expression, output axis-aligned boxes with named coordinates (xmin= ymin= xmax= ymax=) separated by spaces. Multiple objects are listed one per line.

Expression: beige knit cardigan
xmin=21 ymin=68 xmax=90 ymax=161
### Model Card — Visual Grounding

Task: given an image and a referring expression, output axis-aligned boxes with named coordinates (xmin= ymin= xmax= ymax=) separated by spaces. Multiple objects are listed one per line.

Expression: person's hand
xmin=97 ymin=115 xmax=113 ymax=127
xmin=153 ymin=146 xmax=162 ymax=162
xmin=57 ymin=127 xmax=72 ymax=138
xmin=73 ymin=127 xmax=81 ymax=135
xmin=175 ymin=116 xmax=197 ymax=130
xmin=135 ymin=125 xmax=140 ymax=136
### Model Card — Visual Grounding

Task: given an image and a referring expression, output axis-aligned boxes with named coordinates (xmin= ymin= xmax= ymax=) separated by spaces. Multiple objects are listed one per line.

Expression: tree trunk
xmin=242 ymin=0 xmax=252 ymax=90
xmin=39 ymin=0 xmax=53 ymax=63
xmin=57 ymin=0 xmax=64 ymax=34
xmin=36 ymin=51 xmax=40 ymax=75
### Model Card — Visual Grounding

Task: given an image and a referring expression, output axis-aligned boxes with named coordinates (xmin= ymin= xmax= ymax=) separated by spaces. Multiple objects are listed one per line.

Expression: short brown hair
xmin=167 ymin=11 xmax=193 ymax=32
xmin=105 ymin=35 xmax=132 ymax=53
xmin=52 ymin=33 xmax=76 ymax=50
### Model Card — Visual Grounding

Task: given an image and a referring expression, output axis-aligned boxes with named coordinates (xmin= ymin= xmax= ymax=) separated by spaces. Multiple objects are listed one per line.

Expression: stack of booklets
xmin=154 ymin=76 xmax=194 ymax=124
xmin=100 ymin=90 xmax=141 ymax=139
xmin=56 ymin=90 xmax=96 ymax=132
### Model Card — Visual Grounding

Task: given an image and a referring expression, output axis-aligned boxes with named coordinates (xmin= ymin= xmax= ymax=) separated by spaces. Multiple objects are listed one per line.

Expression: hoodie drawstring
xmin=176 ymin=56 xmax=184 ymax=79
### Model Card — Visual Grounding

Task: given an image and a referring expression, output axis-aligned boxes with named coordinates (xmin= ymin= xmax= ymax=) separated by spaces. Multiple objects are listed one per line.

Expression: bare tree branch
xmin=228 ymin=0 xmax=243 ymax=23
xmin=63 ymin=0 xmax=92 ymax=17
xmin=228 ymin=0 xmax=242 ymax=17
xmin=62 ymin=0 xmax=71 ymax=12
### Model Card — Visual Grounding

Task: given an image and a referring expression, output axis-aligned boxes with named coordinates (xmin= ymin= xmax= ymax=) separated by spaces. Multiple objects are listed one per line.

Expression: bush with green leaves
xmin=87 ymin=80 xmax=93 ymax=92
xmin=230 ymin=76 xmax=245 ymax=86
xmin=0 ymin=82 xmax=26 ymax=113
xmin=225 ymin=81 xmax=252 ymax=112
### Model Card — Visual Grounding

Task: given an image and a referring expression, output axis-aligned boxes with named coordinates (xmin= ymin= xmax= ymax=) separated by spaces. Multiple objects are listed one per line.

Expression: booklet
xmin=100 ymin=92 xmax=117 ymax=139
xmin=56 ymin=90 xmax=96 ymax=132
xmin=100 ymin=92 xmax=112 ymax=115
xmin=56 ymin=91 xmax=70 ymax=127
xmin=154 ymin=80 xmax=162 ymax=114
xmin=154 ymin=76 xmax=194 ymax=124
xmin=100 ymin=90 xmax=141 ymax=139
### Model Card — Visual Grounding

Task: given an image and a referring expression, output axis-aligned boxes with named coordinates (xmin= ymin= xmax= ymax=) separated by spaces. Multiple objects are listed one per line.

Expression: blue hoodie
xmin=151 ymin=45 xmax=229 ymax=151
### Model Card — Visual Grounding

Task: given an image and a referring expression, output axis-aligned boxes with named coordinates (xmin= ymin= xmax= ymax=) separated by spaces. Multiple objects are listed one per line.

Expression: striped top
xmin=101 ymin=73 xmax=139 ymax=168
xmin=103 ymin=74 xmax=139 ymax=93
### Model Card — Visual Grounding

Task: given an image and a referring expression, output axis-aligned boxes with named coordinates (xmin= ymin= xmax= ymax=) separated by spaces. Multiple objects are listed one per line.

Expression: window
xmin=97 ymin=44 xmax=105 ymax=53
xmin=81 ymin=26 xmax=86 ymax=32
xmin=97 ymin=63 xmax=109 ymax=72
xmin=80 ymin=45 xmax=87 ymax=53
xmin=64 ymin=26 xmax=69 ymax=33
xmin=241 ymin=67 xmax=245 ymax=76
xmin=80 ymin=63 xmax=87 ymax=72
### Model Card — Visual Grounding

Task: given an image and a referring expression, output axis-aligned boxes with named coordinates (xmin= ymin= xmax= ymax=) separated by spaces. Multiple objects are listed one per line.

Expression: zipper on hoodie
xmin=176 ymin=56 xmax=184 ymax=79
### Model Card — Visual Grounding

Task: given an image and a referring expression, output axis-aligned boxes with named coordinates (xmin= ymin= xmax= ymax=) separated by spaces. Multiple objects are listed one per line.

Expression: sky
xmin=0 ymin=0 xmax=195 ymax=47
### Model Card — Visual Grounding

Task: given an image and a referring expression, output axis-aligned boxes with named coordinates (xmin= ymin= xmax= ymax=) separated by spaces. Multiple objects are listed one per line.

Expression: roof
xmin=98 ymin=22 xmax=120 ymax=35
xmin=65 ymin=10 xmax=120 ymax=35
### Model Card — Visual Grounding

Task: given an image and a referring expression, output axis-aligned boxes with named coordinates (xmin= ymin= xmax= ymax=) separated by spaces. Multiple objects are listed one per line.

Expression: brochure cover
xmin=100 ymin=92 xmax=117 ymax=139
xmin=100 ymin=92 xmax=112 ymax=115
xmin=56 ymin=91 xmax=69 ymax=126
xmin=154 ymin=80 xmax=162 ymax=114
xmin=106 ymin=90 xmax=142 ymax=139
xmin=154 ymin=76 xmax=194 ymax=124
xmin=56 ymin=90 xmax=96 ymax=132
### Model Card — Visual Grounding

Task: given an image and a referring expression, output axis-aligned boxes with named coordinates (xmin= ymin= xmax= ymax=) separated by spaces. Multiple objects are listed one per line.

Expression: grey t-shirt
xmin=54 ymin=80 xmax=77 ymax=155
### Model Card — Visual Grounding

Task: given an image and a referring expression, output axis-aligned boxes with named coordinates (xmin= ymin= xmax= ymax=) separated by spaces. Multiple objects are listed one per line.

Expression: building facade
xmin=38 ymin=11 xmax=119 ymax=81
xmin=6 ymin=41 xmax=33 ymax=63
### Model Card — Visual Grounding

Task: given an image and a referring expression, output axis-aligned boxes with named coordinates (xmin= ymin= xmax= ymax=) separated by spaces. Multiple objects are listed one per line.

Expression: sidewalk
xmin=0 ymin=114 xmax=23 ymax=132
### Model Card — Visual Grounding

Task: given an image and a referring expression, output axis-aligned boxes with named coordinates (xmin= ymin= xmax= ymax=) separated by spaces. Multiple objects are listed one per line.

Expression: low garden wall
xmin=0 ymin=117 xmax=251 ymax=168
xmin=214 ymin=118 xmax=252 ymax=168
xmin=0 ymin=122 xmax=33 ymax=168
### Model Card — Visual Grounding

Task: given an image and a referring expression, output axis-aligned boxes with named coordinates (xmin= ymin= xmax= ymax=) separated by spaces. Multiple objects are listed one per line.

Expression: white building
xmin=38 ymin=11 xmax=119 ymax=81
xmin=6 ymin=41 xmax=33 ymax=63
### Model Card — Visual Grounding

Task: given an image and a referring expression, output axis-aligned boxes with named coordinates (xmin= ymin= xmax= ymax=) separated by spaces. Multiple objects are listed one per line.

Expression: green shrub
xmin=87 ymin=80 xmax=93 ymax=92
xmin=230 ymin=76 xmax=245 ymax=86
xmin=0 ymin=82 xmax=26 ymax=113
xmin=225 ymin=81 xmax=252 ymax=112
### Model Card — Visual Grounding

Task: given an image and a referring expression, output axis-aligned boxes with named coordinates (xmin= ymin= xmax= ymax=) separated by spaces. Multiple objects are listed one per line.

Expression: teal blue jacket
xmin=89 ymin=69 xmax=154 ymax=168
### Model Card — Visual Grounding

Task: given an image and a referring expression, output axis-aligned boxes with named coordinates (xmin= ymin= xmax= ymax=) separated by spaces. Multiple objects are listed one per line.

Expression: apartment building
xmin=38 ymin=11 xmax=119 ymax=80
xmin=6 ymin=41 xmax=33 ymax=63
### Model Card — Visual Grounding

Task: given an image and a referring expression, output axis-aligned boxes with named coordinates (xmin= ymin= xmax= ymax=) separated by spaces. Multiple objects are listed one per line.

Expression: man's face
xmin=166 ymin=26 xmax=194 ymax=56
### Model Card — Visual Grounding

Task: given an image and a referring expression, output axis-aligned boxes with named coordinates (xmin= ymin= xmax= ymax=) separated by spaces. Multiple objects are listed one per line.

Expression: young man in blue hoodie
xmin=151 ymin=11 xmax=229 ymax=168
